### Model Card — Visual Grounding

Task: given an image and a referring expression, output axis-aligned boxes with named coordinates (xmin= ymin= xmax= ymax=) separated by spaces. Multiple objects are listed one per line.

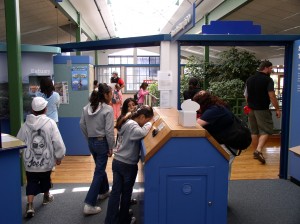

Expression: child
xmin=105 ymin=105 xmax=154 ymax=224
xmin=17 ymin=97 xmax=66 ymax=218
xmin=118 ymin=98 xmax=137 ymax=120
xmin=80 ymin=84 xmax=115 ymax=215
xmin=137 ymin=82 xmax=149 ymax=107
xmin=112 ymin=83 xmax=123 ymax=120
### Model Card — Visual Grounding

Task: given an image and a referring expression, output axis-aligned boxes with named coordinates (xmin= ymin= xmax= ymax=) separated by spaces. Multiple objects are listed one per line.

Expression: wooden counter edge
xmin=290 ymin=145 xmax=300 ymax=155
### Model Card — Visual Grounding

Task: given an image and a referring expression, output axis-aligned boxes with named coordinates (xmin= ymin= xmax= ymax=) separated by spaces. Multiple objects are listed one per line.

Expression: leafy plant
xmin=208 ymin=79 xmax=245 ymax=99
xmin=182 ymin=47 xmax=259 ymax=101
xmin=213 ymin=47 xmax=260 ymax=83
xmin=148 ymin=82 xmax=159 ymax=106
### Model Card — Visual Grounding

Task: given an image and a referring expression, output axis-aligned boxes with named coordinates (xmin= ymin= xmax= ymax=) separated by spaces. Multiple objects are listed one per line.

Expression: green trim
xmin=50 ymin=0 xmax=96 ymax=41
xmin=0 ymin=43 xmax=61 ymax=53
xmin=187 ymin=0 xmax=250 ymax=34
xmin=4 ymin=0 xmax=23 ymax=136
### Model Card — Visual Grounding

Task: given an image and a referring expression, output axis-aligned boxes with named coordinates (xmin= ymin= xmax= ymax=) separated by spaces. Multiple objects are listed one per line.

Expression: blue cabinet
xmin=141 ymin=108 xmax=229 ymax=224
xmin=0 ymin=134 xmax=26 ymax=224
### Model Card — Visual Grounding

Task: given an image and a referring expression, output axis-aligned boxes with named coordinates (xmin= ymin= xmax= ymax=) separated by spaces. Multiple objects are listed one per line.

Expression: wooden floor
xmin=51 ymin=136 xmax=281 ymax=183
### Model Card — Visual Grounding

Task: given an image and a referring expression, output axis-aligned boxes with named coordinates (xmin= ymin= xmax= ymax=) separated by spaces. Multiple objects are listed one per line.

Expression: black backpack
xmin=213 ymin=114 xmax=252 ymax=156
xmin=133 ymin=91 xmax=139 ymax=102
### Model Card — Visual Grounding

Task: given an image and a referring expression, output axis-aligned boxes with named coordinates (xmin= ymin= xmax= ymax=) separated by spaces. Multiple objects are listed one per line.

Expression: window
xmin=96 ymin=55 xmax=160 ymax=93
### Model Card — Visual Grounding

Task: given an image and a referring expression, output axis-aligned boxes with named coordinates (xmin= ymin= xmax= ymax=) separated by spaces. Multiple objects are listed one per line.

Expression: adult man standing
xmin=245 ymin=60 xmax=281 ymax=164
xmin=110 ymin=71 xmax=125 ymax=89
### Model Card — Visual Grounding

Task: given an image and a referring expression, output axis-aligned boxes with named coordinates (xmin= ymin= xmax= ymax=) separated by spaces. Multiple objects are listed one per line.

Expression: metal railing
xmin=144 ymin=93 xmax=159 ymax=107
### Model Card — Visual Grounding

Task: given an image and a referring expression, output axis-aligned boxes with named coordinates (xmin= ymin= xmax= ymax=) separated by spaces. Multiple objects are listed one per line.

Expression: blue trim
xmin=95 ymin=64 xmax=159 ymax=67
xmin=50 ymin=34 xmax=171 ymax=52
xmin=178 ymin=34 xmax=300 ymax=45
xmin=202 ymin=21 xmax=261 ymax=34
xmin=279 ymin=44 xmax=294 ymax=179
xmin=171 ymin=3 xmax=195 ymax=41
xmin=177 ymin=44 xmax=181 ymax=110
xmin=53 ymin=55 xmax=93 ymax=64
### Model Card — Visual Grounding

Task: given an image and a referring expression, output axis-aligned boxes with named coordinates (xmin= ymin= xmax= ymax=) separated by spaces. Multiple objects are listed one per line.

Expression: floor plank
xmin=51 ymin=136 xmax=281 ymax=183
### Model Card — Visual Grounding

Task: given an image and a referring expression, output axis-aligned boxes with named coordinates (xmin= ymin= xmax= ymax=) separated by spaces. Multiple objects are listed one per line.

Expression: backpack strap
xmin=225 ymin=144 xmax=242 ymax=156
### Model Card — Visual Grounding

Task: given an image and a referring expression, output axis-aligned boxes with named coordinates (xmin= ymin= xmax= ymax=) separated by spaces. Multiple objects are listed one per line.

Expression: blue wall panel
xmin=59 ymin=117 xmax=90 ymax=155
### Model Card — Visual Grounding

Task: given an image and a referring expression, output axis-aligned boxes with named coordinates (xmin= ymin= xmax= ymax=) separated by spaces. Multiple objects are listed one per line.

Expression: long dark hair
xmin=115 ymin=105 xmax=153 ymax=130
xmin=89 ymin=83 xmax=111 ymax=113
xmin=121 ymin=98 xmax=137 ymax=116
xmin=193 ymin=91 xmax=228 ymax=113
xmin=98 ymin=83 xmax=112 ymax=104
xmin=40 ymin=77 xmax=55 ymax=98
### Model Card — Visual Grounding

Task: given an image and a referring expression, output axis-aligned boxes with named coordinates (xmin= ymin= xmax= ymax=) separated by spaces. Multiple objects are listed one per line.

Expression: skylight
xmin=107 ymin=0 xmax=183 ymax=38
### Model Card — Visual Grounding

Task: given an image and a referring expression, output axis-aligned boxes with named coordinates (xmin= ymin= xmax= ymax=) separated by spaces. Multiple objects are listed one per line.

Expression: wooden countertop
xmin=1 ymin=133 xmax=26 ymax=151
xmin=143 ymin=107 xmax=230 ymax=162
xmin=290 ymin=145 xmax=300 ymax=155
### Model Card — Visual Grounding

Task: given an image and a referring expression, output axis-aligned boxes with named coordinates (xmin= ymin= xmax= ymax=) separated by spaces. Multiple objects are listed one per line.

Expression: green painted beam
xmin=4 ymin=0 xmax=23 ymax=135
xmin=187 ymin=0 xmax=250 ymax=34
xmin=76 ymin=12 xmax=81 ymax=56
xmin=0 ymin=43 xmax=61 ymax=53
xmin=50 ymin=0 xmax=96 ymax=41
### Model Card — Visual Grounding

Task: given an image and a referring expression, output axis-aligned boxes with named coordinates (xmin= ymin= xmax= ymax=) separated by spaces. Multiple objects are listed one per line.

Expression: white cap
xmin=32 ymin=97 xmax=48 ymax=111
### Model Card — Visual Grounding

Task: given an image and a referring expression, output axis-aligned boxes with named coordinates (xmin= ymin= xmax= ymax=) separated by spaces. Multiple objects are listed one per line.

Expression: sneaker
xmin=129 ymin=208 xmax=133 ymax=216
xmin=130 ymin=216 xmax=136 ymax=224
xmin=25 ymin=202 xmax=35 ymax=218
xmin=98 ymin=190 xmax=111 ymax=200
xmin=253 ymin=150 xmax=266 ymax=164
xmin=43 ymin=194 xmax=54 ymax=205
xmin=83 ymin=204 xmax=101 ymax=215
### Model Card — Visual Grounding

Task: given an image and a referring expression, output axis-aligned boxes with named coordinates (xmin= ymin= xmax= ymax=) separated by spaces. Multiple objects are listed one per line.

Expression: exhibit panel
xmin=0 ymin=134 xmax=26 ymax=224
xmin=141 ymin=108 xmax=229 ymax=224
xmin=53 ymin=55 xmax=94 ymax=155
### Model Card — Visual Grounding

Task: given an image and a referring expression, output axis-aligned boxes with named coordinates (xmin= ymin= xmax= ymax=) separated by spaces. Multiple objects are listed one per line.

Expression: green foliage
xmin=208 ymin=79 xmax=245 ymax=99
xmin=213 ymin=47 xmax=260 ymax=83
xmin=181 ymin=55 xmax=218 ymax=100
xmin=148 ymin=82 xmax=159 ymax=106
xmin=182 ymin=47 xmax=259 ymax=101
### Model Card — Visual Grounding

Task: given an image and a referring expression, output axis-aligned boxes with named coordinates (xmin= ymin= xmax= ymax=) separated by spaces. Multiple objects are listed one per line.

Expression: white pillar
xmin=160 ymin=41 xmax=179 ymax=108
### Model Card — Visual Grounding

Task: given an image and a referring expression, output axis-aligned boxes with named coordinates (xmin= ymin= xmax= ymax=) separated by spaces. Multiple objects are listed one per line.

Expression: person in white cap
xmin=17 ymin=97 xmax=66 ymax=219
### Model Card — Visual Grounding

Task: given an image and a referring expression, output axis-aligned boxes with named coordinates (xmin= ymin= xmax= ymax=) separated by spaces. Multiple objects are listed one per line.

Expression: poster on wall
xmin=71 ymin=66 xmax=88 ymax=91
xmin=54 ymin=81 xmax=69 ymax=104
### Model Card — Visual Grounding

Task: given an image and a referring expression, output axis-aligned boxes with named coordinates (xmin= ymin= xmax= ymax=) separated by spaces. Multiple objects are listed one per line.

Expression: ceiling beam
xmin=50 ymin=0 xmax=97 ymax=40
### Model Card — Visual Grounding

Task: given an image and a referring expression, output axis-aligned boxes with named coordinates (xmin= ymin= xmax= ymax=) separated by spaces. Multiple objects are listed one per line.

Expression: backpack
xmin=112 ymin=89 xmax=120 ymax=104
xmin=133 ymin=91 xmax=140 ymax=102
xmin=213 ymin=114 xmax=252 ymax=156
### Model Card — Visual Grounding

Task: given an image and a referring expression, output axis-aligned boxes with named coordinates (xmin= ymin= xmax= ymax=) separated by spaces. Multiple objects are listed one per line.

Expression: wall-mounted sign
xmin=170 ymin=3 xmax=195 ymax=41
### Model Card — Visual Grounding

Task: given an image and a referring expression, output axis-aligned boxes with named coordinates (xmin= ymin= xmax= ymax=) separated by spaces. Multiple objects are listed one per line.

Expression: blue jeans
xmin=84 ymin=137 xmax=110 ymax=206
xmin=105 ymin=159 xmax=138 ymax=224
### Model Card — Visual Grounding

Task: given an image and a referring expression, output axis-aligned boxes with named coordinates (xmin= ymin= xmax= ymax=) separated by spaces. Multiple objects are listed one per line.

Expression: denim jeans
xmin=84 ymin=137 xmax=110 ymax=206
xmin=105 ymin=159 xmax=138 ymax=224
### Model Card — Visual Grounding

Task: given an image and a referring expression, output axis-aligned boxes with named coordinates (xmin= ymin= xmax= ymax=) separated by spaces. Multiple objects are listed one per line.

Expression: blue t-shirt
xmin=36 ymin=91 xmax=60 ymax=123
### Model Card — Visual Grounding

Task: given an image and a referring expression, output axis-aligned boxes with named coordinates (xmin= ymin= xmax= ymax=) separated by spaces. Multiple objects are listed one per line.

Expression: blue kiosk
xmin=0 ymin=134 xmax=26 ymax=224
xmin=142 ymin=108 xmax=229 ymax=224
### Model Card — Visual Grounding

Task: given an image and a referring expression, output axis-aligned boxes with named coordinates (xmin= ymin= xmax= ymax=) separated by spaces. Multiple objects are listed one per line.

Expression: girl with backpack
xmin=112 ymin=84 xmax=123 ymax=120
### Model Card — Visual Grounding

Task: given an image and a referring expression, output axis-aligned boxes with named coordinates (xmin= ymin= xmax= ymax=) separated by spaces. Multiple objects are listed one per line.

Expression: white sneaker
xmin=97 ymin=190 xmax=111 ymax=200
xmin=130 ymin=216 xmax=136 ymax=224
xmin=83 ymin=204 xmax=101 ymax=215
